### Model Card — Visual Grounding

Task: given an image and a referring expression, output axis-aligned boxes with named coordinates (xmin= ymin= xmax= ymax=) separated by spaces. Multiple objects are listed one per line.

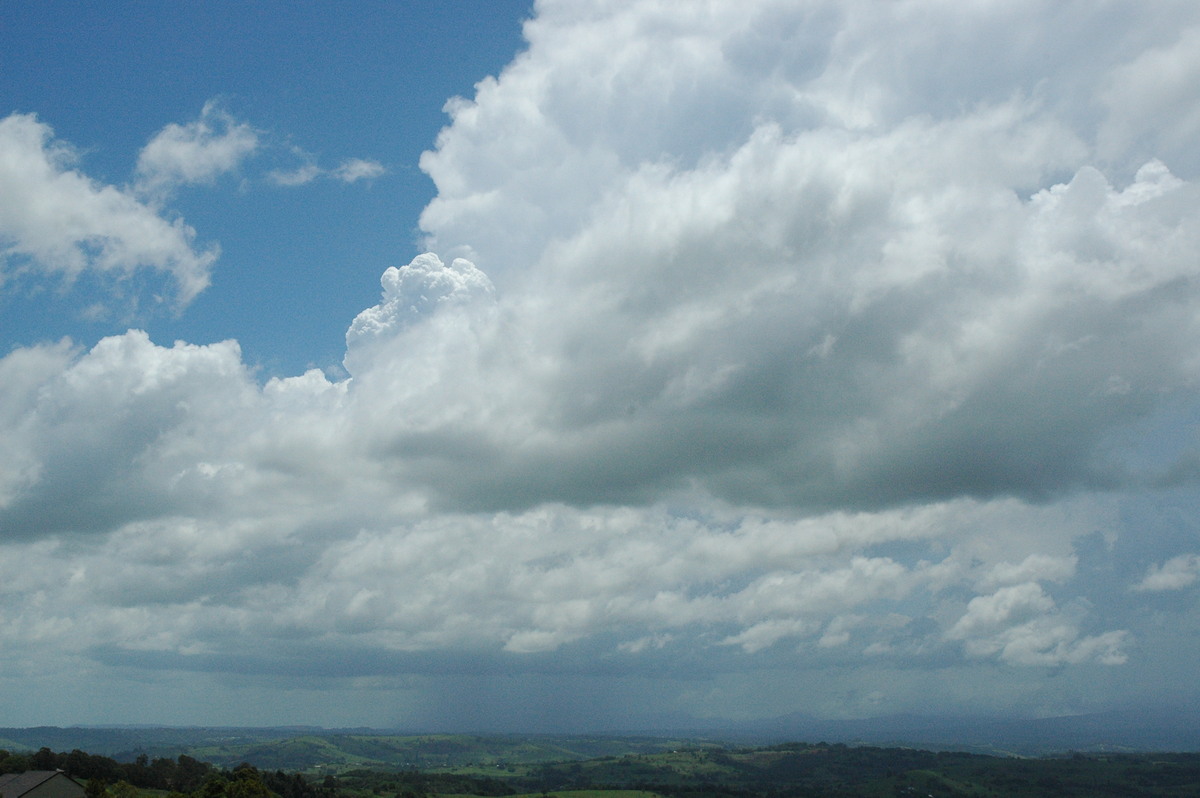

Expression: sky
xmin=2 ymin=0 xmax=1200 ymax=734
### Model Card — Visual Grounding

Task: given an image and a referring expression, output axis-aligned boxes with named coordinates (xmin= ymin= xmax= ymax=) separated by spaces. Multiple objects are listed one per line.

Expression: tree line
xmin=0 ymin=747 xmax=333 ymax=798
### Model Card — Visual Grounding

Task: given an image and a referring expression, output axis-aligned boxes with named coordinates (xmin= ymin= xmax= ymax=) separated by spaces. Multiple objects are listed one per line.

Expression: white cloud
xmin=0 ymin=100 xmax=384 ymax=310
xmin=135 ymin=100 xmax=259 ymax=199
xmin=346 ymin=253 xmax=495 ymax=346
xmin=5 ymin=0 xmax=1200 ymax=723
xmin=969 ymin=620 xmax=1129 ymax=668
xmin=332 ymin=158 xmax=386 ymax=183
xmin=365 ymin=135 xmax=1200 ymax=515
xmin=267 ymin=163 xmax=322 ymax=187
xmin=723 ymin=618 xmax=814 ymax=654
xmin=947 ymin=583 xmax=1057 ymax=640
xmin=981 ymin=554 xmax=1077 ymax=590
xmin=0 ymin=331 xmax=1118 ymax=665
xmin=1099 ymin=25 xmax=1200 ymax=175
xmin=1135 ymin=553 xmax=1200 ymax=592
xmin=342 ymin=253 xmax=496 ymax=383
xmin=267 ymin=152 xmax=385 ymax=187
xmin=946 ymin=583 xmax=1128 ymax=667
xmin=398 ymin=3 xmax=1200 ymax=516
xmin=0 ymin=113 xmax=217 ymax=304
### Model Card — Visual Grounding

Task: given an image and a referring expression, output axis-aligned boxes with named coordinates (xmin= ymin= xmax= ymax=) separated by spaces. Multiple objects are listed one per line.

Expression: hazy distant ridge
xmin=2 ymin=707 xmax=1198 ymax=765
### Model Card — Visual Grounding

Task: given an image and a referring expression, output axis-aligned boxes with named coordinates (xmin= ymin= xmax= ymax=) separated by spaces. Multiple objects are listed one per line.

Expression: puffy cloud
xmin=357 ymin=0 xmax=1199 ymax=695
xmin=0 ymin=113 xmax=217 ymax=303
xmin=400 ymin=1 xmax=1200 ymax=516
xmin=135 ymin=100 xmax=259 ymax=200
xmin=1135 ymin=553 xmax=1200 ymax=592
xmin=346 ymin=253 xmax=495 ymax=346
xmin=946 ymin=583 xmax=1128 ymax=666
xmin=0 ymin=100 xmax=384 ymax=311
xmin=947 ymin=583 xmax=1058 ymax=640
xmin=0 ymin=328 xmax=1127 ymax=679
xmin=418 ymin=1 xmax=1200 ymax=273
xmin=357 ymin=149 xmax=1200 ymax=516
xmin=981 ymin=554 xmax=1077 ymax=590
xmin=5 ymin=0 xmax=1200 ymax=724
xmin=0 ymin=331 xmax=260 ymax=539
xmin=343 ymin=253 xmax=496 ymax=381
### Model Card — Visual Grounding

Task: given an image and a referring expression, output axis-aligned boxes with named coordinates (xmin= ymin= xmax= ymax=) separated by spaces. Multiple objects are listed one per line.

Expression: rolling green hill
xmin=5 ymin=730 xmax=1200 ymax=797
xmin=163 ymin=734 xmax=719 ymax=773
xmin=328 ymin=742 xmax=1200 ymax=798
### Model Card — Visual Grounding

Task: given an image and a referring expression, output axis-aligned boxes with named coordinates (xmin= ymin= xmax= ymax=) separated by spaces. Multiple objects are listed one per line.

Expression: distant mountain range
xmin=1 ymin=706 xmax=1197 ymax=768
xmin=710 ymin=706 xmax=1200 ymax=754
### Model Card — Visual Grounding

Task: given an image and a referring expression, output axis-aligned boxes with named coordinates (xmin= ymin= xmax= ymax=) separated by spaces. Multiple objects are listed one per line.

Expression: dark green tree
xmin=85 ymin=778 xmax=106 ymax=798
xmin=199 ymin=773 xmax=230 ymax=798
xmin=227 ymin=764 xmax=274 ymax=798
xmin=107 ymin=781 xmax=138 ymax=798
xmin=31 ymin=748 xmax=58 ymax=770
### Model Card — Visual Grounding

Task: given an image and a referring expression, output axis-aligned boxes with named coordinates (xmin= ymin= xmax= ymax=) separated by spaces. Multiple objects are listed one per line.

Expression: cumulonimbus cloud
xmin=5 ymin=0 xmax=1200 ymax=724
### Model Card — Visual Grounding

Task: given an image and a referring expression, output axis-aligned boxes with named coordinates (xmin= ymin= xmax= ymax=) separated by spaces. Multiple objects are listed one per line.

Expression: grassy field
xmin=186 ymin=735 xmax=720 ymax=774
xmin=10 ymin=729 xmax=1200 ymax=798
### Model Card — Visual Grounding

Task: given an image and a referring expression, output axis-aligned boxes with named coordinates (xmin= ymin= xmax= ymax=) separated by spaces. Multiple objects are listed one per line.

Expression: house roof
xmin=0 ymin=772 xmax=82 ymax=798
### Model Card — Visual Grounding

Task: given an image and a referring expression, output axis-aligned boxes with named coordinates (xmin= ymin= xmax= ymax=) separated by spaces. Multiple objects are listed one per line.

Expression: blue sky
xmin=1 ymin=0 xmax=530 ymax=375
xmin=3 ymin=1 xmax=1200 ymax=734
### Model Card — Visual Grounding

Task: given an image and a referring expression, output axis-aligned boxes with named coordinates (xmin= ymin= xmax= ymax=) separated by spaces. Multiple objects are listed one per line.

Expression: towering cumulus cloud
xmin=345 ymin=253 xmax=495 ymax=360
xmin=2 ymin=0 xmax=1200 ymax=728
